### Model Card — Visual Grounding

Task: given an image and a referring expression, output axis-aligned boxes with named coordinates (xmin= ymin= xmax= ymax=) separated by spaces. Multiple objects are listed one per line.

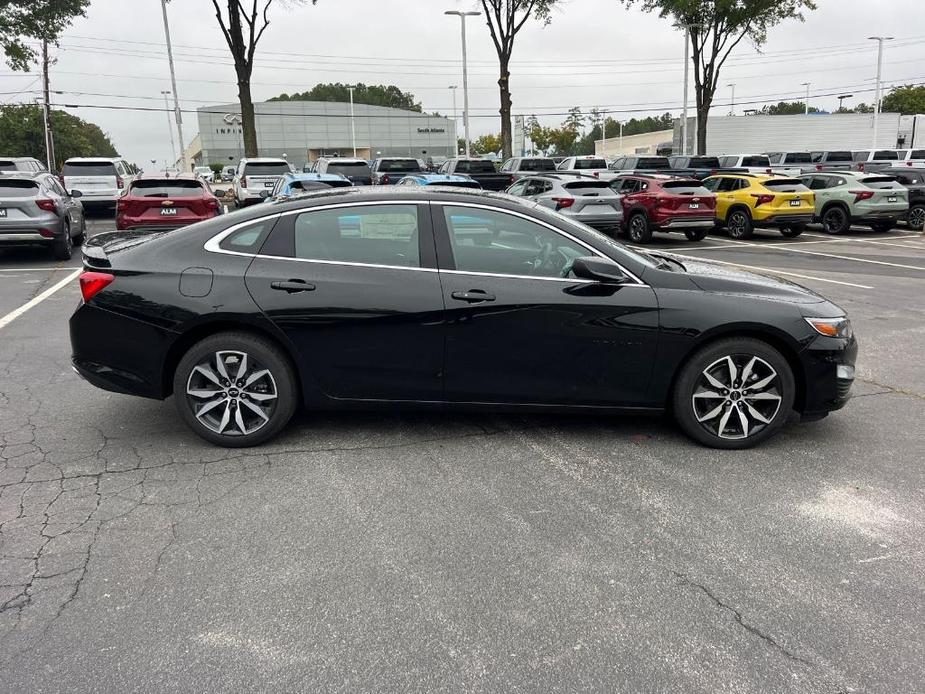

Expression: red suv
xmin=612 ymin=174 xmax=716 ymax=243
xmin=116 ymin=173 xmax=221 ymax=231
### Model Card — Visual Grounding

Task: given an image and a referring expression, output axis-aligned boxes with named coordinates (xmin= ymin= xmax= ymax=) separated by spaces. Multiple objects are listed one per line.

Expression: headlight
xmin=804 ymin=316 xmax=852 ymax=339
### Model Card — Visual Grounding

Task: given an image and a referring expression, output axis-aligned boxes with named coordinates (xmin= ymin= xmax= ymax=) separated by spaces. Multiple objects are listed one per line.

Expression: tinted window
xmin=874 ymin=151 xmax=898 ymax=160
xmin=825 ymin=151 xmax=853 ymax=162
xmin=783 ymin=153 xmax=812 ymax=163
xmin=689 ymin=157 xmax=719 ymax=168
xmin=518 ymin=158 xmax=556 ymax=172
xmin=219 ymin=218 xmax=276 ymax=253
xmin=0 ymin=180 xmax=39 ymax=196
xmin=454 ymin=160 xmax=496 ymax=174
xmin=294 ymin=205 xmax=419 ymax=267
xmin=911 ymin=150 xmax=925 ymax=159
xmin=701 ymin=178 xmax=719 ymax=192
xmin=741 ymin=156 xmax=771 ymax=167
xmin=563 ymin=180 xmax=614 ymax=193
xmin=377 ymin=159 xmax=422 ymax=173
xmin=573 ymin=158 xmax=607 ymax=170
xmin=442 ymin=206 xmax=587 ymax=279
xmin=661 ymin=181 xmax=710 ymax=195
xmin=507 ymin=180 xmax=527 ymax=196
xmin=63 ymin=162 xmax=117 ymax=176
xmin=637 ymin=157 xmax=670 ymax=169
xmin=894 ymin=172 xmax=924 ymax=184
xmin=325 ymin=162 xmax=372 ymax=177
xmin=0 ymin=160 xmax=16 ymax=171
xmin=762 ymin=179 xmax=809 ymax=192
xmin=243 ymin=162 xmax=291 ymax=176
xmin=860 ymin=177 xmax=903 ymax=189
xmin=129 ymin=180 xmax=205 ymax=197
xmin=716 ymin=178 xmax=743 ymax=192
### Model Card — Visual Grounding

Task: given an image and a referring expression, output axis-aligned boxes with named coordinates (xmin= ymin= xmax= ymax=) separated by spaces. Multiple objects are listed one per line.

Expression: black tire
xmin=52 ymin=221 xmax=73 ymax=260
xmin=684 ymin=228 xmax=710 ymax=242
xmin=73 ymin=217 xmax=86 ymax=245
xmin=780 ymin=224 xmax=806 ymax=238
xmin=672 ymin=337 xmax=795 ymax=449
xmin=907 ymin=204 xmax=925 ymax=231
xmin=870 ymin=220 xmax=895 ymax=233
xmin=726 ymin=209 xmax=754 ymax=239
xmin=820 ymin=205 xmax=850 ymax=235
xmin=173 ymin=331 xmax=298 ymax=447
xmin=627 ymin=212 xmax=653 ymax=244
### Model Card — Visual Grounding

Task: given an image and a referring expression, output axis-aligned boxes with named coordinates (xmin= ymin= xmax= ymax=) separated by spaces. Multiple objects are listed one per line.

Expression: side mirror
xmin=259 ymin=189 xmax=270 ymax=199
xmin=70 ymin=189 xmax=83 ymax=198
xmin=571 ymin=256 xmax=630 ymax=284
xmin=213 ymin=189 xmax=227 ymax=197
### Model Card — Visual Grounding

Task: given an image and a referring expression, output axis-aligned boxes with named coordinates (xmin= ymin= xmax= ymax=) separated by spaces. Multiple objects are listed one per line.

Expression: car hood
xmin=666 ymin=254 xmax=827 ymax=304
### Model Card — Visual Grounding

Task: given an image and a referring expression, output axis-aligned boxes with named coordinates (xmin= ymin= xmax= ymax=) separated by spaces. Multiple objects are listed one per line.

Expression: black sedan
xmin=70 ymin=187 xmax=857 ymax=449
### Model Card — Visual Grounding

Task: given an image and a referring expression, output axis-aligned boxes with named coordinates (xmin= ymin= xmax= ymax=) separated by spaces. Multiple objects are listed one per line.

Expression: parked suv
xmin=880 ymin=167 xmax=925 ymax=230
xmin=612 ymin=174 xmax=716 ymax=243
xmin=0 ymin=156 xmax=47 ymax=173
xmin=702 ymin=174 xmax=814 ymax=238
xmin=370 ymin=157 xmax=423 ymax=185
xmin=499 ymin=157 xmax=557 ymax=180
xmin=117 ymin=173 xmax=222 ymax=231
xmin=505 ymin=173 xmax=622 ymax=234
xmin=798 ymin=171 xmax=909 ymax=234
xmin=716 ymin=154 xmax=773 ymax=175
xmin=61 ymin=157 xmax=135 ymax=207
xmin=0 ymin=172 xmax=85 ymax=259
xmin=810 ymin=151 xmax=854 ymax=172
xmin=233 ymin=158 xmax=291 ymax=205
xmin=766 ymin=152 xmax=814 ymax=176
xmin=852 ymin=149 xmax=902 ymax=173
xmin=607 ymin=155 xmax=672 ymax=173
xmin=313 ymin=157 xmax=373 ymax=186
xmin=667 ymin=155 xmax=722 ymax=179
xmin=556 ymin=156 xmax=613 ymax=179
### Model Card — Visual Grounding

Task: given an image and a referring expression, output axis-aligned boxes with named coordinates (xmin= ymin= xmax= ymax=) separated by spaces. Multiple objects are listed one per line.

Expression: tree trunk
xmin=498 ymin=58 xmax=513 ymax=159
xmin=695 ymin=88 xmax=712 ymax=155
xmin=238 ymin=77 xmax=257 ymax=157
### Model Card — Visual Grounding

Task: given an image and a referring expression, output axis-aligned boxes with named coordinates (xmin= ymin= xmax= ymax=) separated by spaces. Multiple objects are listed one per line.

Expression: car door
xmin=244 ymin=202 xmax=446 ymax=402
xmin=48 ymin=176 xmax=81 ymax=227
xmin=710 ymin=177 xmax=740 ymax=220
xmin=432 ymin=202 xmax=659 ymax=406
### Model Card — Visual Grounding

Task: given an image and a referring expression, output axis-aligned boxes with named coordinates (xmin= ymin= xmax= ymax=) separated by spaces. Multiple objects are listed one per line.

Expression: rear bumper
xmin=755 ymin=212 xmax=814 ymax=227
xmin=73 ymin=191 xmax=119 ymax=204
xmin=117 ymin=215 xmax=213 ymax=231
xmin=0 ymin=220 xmax=64 ymax=243
xmin=654 ymin=216 xmax=715 ymax=230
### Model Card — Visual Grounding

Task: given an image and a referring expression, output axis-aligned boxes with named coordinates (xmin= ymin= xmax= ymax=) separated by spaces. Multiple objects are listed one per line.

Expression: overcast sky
xmin=4 ymin=0 xmax=924 ymax=165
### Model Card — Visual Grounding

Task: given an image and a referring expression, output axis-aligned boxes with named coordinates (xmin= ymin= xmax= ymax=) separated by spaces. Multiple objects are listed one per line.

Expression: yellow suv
xmin=702 ymin=174 xmax=815 ymax=239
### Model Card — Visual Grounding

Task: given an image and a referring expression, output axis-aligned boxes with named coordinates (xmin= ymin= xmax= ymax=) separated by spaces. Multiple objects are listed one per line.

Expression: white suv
xmin=61 ymin=157 xmax=135 ymax=207
xmin=716 ymin=154 xmax=775 ymax=175
xmin=233 ymin=158 xmax=291 ymax=205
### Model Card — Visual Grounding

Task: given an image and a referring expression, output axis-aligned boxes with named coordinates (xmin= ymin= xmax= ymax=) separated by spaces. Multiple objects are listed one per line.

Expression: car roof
xmin=285 ymin=172 xmax=348 ymax=181
xmin=136 ymin=171 xmax=198 ymax=180
xmin=532 ymin=172 xmax=600 ymax=180
xmin=241 ymin=157 xmax=288 ymax=163
xmin=64 ymin=157 xmax=122 ymax=162
xmin=0 ymin=156 xmax=40 ymax=162
xmin=404 ymin=173 xmax=472 ymax=182
xmin=0 ymin=172 xmax=42 ymax=181
xmin=320 ymin=157 xmax=367 ymax=163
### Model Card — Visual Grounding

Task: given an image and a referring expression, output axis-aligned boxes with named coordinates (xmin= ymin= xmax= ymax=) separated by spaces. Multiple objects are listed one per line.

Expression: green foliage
xmin=0 ymin=0 xmax=89 ymax=70
xmin=209 ymin=162 xmax=224 ymax=175
xmin=268 ymin=83 xmax=422 ymax=112
xmin=472 ymin=133 xmax=502 ymax=155
xmin=759 ymin=101 xmax=821 ymax=115
xmin=853 ymin=103 xmax=874 ymax=114
xmin=881 ymin=85 xmax=925 ymax=115
xmin=0 ymin=105 xmax=118 ymax=169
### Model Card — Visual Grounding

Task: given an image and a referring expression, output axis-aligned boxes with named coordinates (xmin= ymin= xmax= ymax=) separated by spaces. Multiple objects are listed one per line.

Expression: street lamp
xmin=347 ymin=86 xmax=357 ymax=157
xmin=449 ymin=85 xmax=458 ymax=156
xmin=160 ymin=90 xmax=177 ymax=167
xmin=801 ymin=82 xmax=811 ymax=114
xmin=727 ymin=83 xmax=736 ymax=116
xmin=837 ymin=93 xmax=854 ymax=112
xmin=868 ymin=36 xmax=894 ymax=148
xmin=445 ymin=9 xmax=480 ymax=158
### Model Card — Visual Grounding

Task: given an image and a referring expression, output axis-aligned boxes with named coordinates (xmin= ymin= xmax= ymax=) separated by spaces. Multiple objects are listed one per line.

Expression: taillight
xmin=751 ymin=193 xmax=775 ymax=206
xmin=850 ymin=190 xmax=875 ymax=203
xmin=551 ymin=197 xmax=574 ymax=210
xmin=241 ymin=176 xmax=247 ymax=188
xmin=381 ymin=174 xmax=390 ymax=184
xmin=79 ymin=272 xmax=114 ymax=302
xmin=35 ymin=198 xmax=58 ymax=213
xmin=508 ymin=174 xmax=515 ymax=185
xmin=816 ymin=164 xmax=823 ymax=171
xmin=206 ymin=197 xmax=220 ymax=212
xmin=116 ymin=176 xmax=124 ymax=189
xmin=857 ymin=163 xmax=865 ymax=172
xmin=592 ymin=171 xmax=600 ymax=178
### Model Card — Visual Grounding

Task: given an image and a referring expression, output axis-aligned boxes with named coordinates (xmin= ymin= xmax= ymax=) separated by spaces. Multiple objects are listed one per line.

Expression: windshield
xmin=63 ymin=162 xmax=117 ymax=176
xmin=243 ymin=162 xmax=290 ymax=176
xmin=327 ymin=162 xmax=371 ymax=177
xmin=573 ymin=158 xmax=607 ymax=170
xmin=129 ymin=180 xmax=206 ymax=197
xmin=519 ymin=159 xmax=556 ymax=172
xmin=378 ymin=159 xmax=422 ymax=172
xmin=454 ymin=160 xmax=497 ymax=173
xmin=0 ymin=180 xmax=39 ymax=196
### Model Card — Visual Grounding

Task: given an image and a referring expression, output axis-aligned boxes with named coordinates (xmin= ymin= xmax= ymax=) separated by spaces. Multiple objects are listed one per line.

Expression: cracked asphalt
xmin=1 ymin=213 xmax=923 ymax=693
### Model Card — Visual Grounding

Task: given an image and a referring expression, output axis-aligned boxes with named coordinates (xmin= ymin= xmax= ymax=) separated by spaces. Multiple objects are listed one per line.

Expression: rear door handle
xmin=270 ymin=279 xmax=316 ymax=293
xmin=451 ymin=290 xmax=495 ymax=303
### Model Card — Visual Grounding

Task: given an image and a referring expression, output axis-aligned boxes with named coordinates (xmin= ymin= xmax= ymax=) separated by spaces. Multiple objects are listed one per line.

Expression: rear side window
xmin=519 ymin=159 xmax=556 ymax=172
xmin=243 ymin=162 xmax=290 ymax=176
xmin=377 ymin=159 xmax=421 ymax=173
xmin=661 ymin=181 xmax=710 ymax=195
xmin=0 ymin=180 xmax=39 ymax=196
xmin=63 ymin=162 xmax=117 ymax=176
xmin=741 ymin=156 xmax=771 ymax=167
xmin=573 ymin=158 xmax=607 ymax=170
xmin=860 ymin=177 xmax=902 ymax=189
xmin=637 ymin=157 xmax=670 ymax=169
xmin=293 ymin=204 xmax=419 ymax=267
xmin=762 ymin=179 xmax=809 ymax=192
xmin=130 ymin=180 xmax=205 ymax=197
xmin=783 ymin=153 xmax=812 ymax=163
xmin=454 ymin=160 xmax=496 ymax=173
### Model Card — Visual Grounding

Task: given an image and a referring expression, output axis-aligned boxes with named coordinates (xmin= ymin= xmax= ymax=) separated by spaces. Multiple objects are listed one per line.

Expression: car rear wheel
xmin=907 ymin=204 xmax=925 ymax=231
xmin=821 ymin=206 xmax=850 ymax=234
xmin=627 ymin=213 xmax=653 ymax=244
xmin=52 ymin=221 xmax=73 ymax=260
xmin=780 ymin=225 xmax=805 ymax=238
xmin=726 ymin=210 xmax=753 ymax=239
xmin=870 ymin=221 xmax=895 ymax=233
xmin=672 ymin=337 xmax=795 ymax=449
xmin=684 ymin=228 xmax=709 ymax=242
xmin=173 ymin=332 xmax=298 ymax=447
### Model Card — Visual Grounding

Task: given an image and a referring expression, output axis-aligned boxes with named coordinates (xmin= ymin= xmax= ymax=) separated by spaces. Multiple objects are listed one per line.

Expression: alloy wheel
xmin=185 ymin=350 xmax=278 ymax=436
xmin=908 ymin=206 xmax=925 ymax=231
xmin=728 ymin=213 xmax=747 ymax=237
xmin=823 ymin=208 xmax=846 ymax=233
xmin=691 ymin=354 xmax=783 ymax=440
xmin=629 ymin=216 xmax=646 ymax=242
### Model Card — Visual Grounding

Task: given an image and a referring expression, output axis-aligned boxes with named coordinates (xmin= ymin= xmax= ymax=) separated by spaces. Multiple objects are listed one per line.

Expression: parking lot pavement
xmin=1 ymin=220 xmax=923 ymax=692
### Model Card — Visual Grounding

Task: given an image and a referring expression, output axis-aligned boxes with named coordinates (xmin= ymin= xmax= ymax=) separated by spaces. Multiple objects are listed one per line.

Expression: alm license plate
xmin=888 ymin=196 xmax=898 ymax=203
xmin=790 ymin=199 xmax=801 ymax=207
xmin=264 ymin=181 xmax=274 ymax=188
xmin=160 ymin=208 xmax=178 ymax=216
xmin=689 ymin=203 xmax=699 ymax=209
xmin=0 ymin=208 xmax=6 ymax=218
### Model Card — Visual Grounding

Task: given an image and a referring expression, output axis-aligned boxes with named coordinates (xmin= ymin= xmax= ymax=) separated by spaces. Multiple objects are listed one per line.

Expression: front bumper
xmin=799 ymin=333 xmax=858 ymax=417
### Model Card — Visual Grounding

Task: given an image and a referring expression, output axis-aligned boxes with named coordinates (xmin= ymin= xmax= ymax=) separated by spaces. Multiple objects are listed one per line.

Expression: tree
xmin=268 ymin=83 xmax=422 ymax=111
xmin=473 ymin=133 xmax=502 ymax=155
xmin=853 ymin=103 xmax=874 ymax=114
xmin=760 ymin=101 xmax=821 ymax=115
xmin=881 ymin=85 xmax=925 ymax=115
xmin=625 ymin=0 xmax=816 ymax=153
xmin=1 ymin=0 xmax=88 ymax=70
xmin=210 ymin=0 xmax=316 ymax=157
xmin=0 ymin=105 xmax=117 ymax=168
xmin=479 ymin=0 xmax=558 ymax=159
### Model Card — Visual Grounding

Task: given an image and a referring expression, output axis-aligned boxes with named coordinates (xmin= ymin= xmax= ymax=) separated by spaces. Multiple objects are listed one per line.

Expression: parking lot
xmin=0 ymin=214 xmax=923 ymax=692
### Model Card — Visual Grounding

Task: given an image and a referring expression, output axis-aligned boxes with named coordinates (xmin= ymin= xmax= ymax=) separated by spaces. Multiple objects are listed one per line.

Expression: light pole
xmin=449 ymin=85 xmax=458 ymax=154
xmin=869 ymin=36 xmax=893 ymax=149
xmin=161 ymin=90 xmax=177 ymax=167
xmin=802 ymin=82 xmax=811 ymax=114
xmin=600 ymin=110 xmax=606 ymax=155
xmin=160 ymin=0 xmax=188 ymax=172
xmin=347 ymin=86 xmax=357 ymax=157
xmin=680 ymin=25 xmax=691 ymax=154
xmin=445 ymin=9 xmax=480 ymax=158
xmin=619 ymin=120 xmax=624 ymax=152
xmin=837 ymin=93 xmax=854 ymax=112
xmin=727 ymin=83 xmax=736 ymax=116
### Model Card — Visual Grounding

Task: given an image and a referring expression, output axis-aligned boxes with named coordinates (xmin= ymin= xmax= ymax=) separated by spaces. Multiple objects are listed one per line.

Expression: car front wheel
xmin=907 ymin=204 xmax=925 ymax=231
xmin=627 ymin=213 xmax=653 ymax=243
xmin=726 ymin=210 xmax=753 ymax=239
xmin=673 ymin=338 xmax=795 ymax=449
xmin=173 ymin=332 xmax=298 ymax=447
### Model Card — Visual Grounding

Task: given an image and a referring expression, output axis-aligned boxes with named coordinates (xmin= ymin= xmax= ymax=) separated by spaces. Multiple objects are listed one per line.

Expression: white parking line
xmin=0 ymin=269 xmax=81 ymax=331
xmin=0 ymin=266 xmax=80 ymax=272
xmin=799 ymin=232 xmax=925 ymax=250
xmin=714 ymin=238 xmax=925 ymax=272
xmin=670 ymin=252 xmax=874 ymax=289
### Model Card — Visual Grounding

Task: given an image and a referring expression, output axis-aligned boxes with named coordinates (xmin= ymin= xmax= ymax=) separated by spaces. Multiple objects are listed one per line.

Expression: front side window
xmin=701 ymin=178 xmax=719 ymax=192
xmin=441 ymin=205 xmax=588 ymax=279
xmin=293 ymin=205 xmax=419 ymax=268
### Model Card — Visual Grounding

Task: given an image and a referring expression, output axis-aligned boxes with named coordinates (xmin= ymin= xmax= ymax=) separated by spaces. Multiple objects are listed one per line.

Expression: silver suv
xmin=0 ymin=172 xmax=85 ymax=259
xmin=505 ymin=173 xmax=623 ymax=234
xmin=0 ymin=156 xmax=46 ymax=173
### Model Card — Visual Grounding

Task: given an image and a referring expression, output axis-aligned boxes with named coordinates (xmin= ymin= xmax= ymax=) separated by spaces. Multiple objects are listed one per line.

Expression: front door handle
xmin=451 ymin=289 xmax=495 ymax=303
xmin=271 ymin=279 xmax=316 ymax=293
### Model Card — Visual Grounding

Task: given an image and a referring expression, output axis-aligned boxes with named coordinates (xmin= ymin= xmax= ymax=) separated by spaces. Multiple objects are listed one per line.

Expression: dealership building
xmin=188 ymin=100 xmax=457 ymax=168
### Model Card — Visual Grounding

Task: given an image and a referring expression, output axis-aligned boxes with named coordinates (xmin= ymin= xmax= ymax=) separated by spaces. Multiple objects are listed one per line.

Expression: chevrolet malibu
xmin=70 ymin=188 xmax=857 ymax=449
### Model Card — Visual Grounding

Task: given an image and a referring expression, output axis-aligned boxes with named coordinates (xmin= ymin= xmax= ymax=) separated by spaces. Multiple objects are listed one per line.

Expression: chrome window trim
xmin=252 ymin=254 xmax=437 ymax=273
